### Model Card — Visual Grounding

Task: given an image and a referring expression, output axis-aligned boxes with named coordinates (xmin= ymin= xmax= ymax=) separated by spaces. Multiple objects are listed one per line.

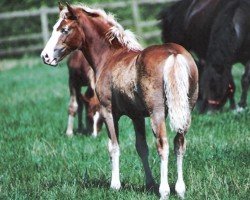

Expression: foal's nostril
xmin=42 ymin=54 xmax=49 ymax=63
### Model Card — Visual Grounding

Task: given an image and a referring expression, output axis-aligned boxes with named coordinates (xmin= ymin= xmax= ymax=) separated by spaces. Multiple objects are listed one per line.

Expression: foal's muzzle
xmin=41 ymin=44 xmax=68 ymax=66
xmin=41 ymin=51 xmax=58 ymax=66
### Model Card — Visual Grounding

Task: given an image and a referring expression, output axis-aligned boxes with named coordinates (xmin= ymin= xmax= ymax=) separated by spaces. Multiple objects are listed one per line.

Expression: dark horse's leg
xmin=133 ymin=117 xmax=155 ymax=190
xmin=238 ymin=62 xmax=250 ymax=108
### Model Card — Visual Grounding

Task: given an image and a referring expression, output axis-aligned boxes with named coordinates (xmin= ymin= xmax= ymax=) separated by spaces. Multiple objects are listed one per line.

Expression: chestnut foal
xmin=66 ymin=50 xmax=103 ymax=137
xmin=41 ymin=3 xmax=198 ymax=199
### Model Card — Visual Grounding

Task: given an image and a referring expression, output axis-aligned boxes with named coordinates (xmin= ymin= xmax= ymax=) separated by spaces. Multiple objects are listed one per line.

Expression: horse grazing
xmin=41 ymin=3 xmax=198 ymax=199
xmin=160 ymin=0 xmax=250 ymax=112
xmin=66 ymin=50 xmax=103 ymax=137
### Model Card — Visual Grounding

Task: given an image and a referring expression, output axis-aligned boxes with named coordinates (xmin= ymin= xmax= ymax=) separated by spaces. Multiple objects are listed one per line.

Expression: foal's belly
xmin=112 ymin=89 xmax=149 ymax=118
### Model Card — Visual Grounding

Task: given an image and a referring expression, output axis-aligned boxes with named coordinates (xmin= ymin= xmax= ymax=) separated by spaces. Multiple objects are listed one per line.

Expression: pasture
xmin=0 ymin=56 xmax=249 ymax=200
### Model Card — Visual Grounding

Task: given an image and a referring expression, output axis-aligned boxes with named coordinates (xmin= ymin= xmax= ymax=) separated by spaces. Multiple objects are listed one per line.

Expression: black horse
xmin=160 ymin=0 xmax=250 ymax=112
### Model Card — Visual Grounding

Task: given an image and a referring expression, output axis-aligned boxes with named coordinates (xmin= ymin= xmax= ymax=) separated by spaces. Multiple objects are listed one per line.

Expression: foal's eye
xmin=61 ymin=28 xmax=69 ymax=34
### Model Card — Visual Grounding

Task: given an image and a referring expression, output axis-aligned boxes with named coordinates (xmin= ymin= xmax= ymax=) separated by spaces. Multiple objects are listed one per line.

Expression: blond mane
xmin=60 ymin=4 xmax=143 ymax=51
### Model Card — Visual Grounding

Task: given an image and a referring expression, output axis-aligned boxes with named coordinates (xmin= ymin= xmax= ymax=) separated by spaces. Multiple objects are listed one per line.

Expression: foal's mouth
xmin=42 ymin=51 xmax=68 ymax=67
xmin=53 ymin=48 xmax=69 ymax=65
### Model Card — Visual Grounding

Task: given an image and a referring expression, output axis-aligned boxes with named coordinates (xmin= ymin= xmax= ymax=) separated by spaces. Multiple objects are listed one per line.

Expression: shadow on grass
xmin=81 ymin=176 xmax=178 ymax=198
xmin=82 ymin=177 xmax=159 ymax=196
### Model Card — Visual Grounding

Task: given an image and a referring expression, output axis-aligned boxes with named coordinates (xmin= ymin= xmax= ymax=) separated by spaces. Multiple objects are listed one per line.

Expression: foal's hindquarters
xmin=99 ymin=44 xmax=198 ymax=200
xmin=138 ymin=44 xmax=198 ymax=199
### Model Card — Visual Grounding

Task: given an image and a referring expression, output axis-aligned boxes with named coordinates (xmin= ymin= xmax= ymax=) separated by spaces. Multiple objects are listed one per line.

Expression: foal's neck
xmin=80 ymin=34 xmax=126 ymax=78
xmin=78 ymin=23 xmax=114 ymax=76
xmin=80 ymin=42 xmax=111 ymax=75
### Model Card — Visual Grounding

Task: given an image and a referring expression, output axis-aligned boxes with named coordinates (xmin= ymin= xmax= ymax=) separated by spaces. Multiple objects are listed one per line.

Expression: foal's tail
xmin=163 ymin=54 xmax=191 ymax=133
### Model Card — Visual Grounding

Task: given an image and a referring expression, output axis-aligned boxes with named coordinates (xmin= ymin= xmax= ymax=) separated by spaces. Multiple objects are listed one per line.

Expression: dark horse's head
xmin=200 ymin=66 xmax=234 ymax=112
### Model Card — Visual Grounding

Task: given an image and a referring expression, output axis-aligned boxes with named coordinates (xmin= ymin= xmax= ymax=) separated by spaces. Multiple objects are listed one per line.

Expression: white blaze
xmin=41 ymin=18 xmax=63 ymax=66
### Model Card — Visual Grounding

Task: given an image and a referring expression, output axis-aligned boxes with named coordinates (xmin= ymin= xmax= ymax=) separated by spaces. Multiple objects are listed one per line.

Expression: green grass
xmin=0 ymin=57 xmax=249 ymax=200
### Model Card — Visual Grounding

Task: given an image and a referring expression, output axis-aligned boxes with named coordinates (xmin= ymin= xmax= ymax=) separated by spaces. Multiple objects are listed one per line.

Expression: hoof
xmin=233 ymin=105 xmax=246 ymax=114
xmin=159 ymin=184 xmax=170 ymax=200
xmin=66 ymin=130 xmax=73 ymax=137
xmin=76 ymin=128 xmax=83 ymax=134
xmin=175 ymin=180 xmax=185 ymax=199
xmin=110 ymin=181 xmax=121 ymax=190
xmin=146 ymin=181 xmax=157 ymax=191
xmin=91 ymin=132 xmax=97 ymax=138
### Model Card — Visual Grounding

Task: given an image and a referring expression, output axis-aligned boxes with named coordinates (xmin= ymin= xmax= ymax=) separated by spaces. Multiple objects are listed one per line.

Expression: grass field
xmin=0 ymin=57 xmax=249 ymax=200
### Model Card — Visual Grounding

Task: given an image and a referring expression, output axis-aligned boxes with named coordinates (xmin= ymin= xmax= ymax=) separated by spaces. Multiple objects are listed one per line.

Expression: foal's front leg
xmin=101 ymin=107 xmax=121 ymax=189
xmin=150 ymin=112 xmax=170 ymax=200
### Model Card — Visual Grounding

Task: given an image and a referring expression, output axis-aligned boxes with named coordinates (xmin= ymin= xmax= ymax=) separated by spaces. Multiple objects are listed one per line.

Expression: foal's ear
xmin=58 ymin=2 xmax=64 ymax=12
xmin=83 ymin=10 xmax=100 ymax=18
xmin=66 ymin=2 xmax=77 ymax=20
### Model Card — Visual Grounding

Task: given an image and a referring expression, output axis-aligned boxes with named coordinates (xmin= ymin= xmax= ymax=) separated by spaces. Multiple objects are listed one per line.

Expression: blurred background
xmin=0 ymin=0 xmax=179 ymax=60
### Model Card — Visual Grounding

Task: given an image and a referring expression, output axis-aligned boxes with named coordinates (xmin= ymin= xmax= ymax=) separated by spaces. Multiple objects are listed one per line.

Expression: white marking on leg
xmin=92 ymin=111 xmax=100 ymax=137
xmin=234 ymin=105 xmax=245 ymax=113
xmin=108 ymin=139 xmax=121 ymax=190
xmin=66 ymin=97 xmax=78 ymax=136
xmin=66 ymin=115 xmax=74 ymax=136
xmin=159 ymin=146 xmax=170 ymax=200
xmin=175 ymin=154 xmax=186 ymax=199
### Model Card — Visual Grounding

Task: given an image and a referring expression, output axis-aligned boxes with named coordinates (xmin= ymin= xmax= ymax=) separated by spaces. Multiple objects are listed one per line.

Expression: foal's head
xmin=41 ymin=3 xmax=142 ymax=66
xmin=41 ymin=3 xmax=86 ymax=66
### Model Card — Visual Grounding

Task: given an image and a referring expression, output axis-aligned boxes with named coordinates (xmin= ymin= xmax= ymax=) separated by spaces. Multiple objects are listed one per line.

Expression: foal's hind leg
xmin=150 ymin=111 xmax=170 ymax=200
xmin=174 ymin=131 xmax=186 ymax=199
xmin=238 ymin=62 xmax=250 ymax=109
xmin=133 ymin=117 xmax=155 ymax=190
